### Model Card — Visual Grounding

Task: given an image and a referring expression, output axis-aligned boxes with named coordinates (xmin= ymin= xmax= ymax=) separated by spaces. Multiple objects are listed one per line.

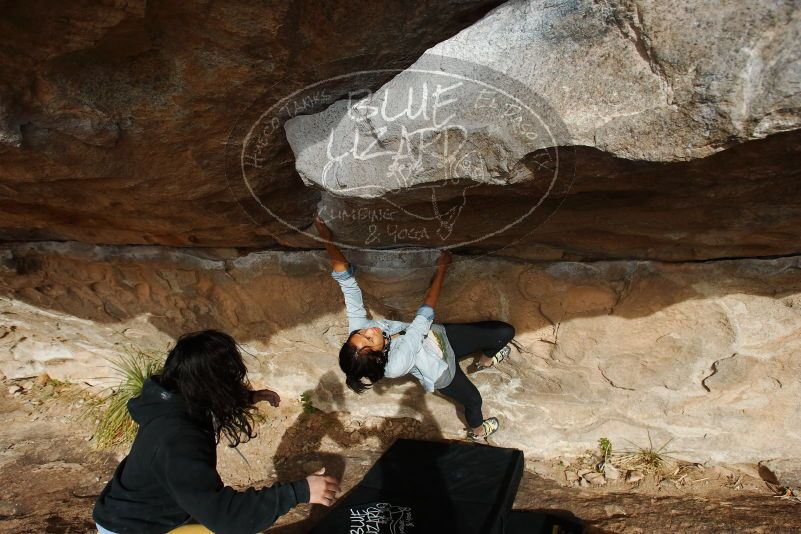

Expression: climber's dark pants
xmin=438 ymin=321 xmax=516 ymax=429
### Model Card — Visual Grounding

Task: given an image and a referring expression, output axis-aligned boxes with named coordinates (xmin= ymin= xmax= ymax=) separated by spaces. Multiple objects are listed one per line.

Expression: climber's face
xmin=350 ymin=326 xmax=385 ymax=352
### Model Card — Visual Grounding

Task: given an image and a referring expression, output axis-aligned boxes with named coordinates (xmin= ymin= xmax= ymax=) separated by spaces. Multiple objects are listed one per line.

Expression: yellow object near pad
xmin=168 ymin=525 xmax=213 ymax=533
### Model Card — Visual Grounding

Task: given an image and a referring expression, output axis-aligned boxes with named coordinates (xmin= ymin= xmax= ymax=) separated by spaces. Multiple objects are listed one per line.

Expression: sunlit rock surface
xmin=286 ymin=0 xmax=801 ymax=260
xmin=1 ymin=0 xmax=800 ymax=483
xmin=2 ymin=243 xmax=799 ymax=466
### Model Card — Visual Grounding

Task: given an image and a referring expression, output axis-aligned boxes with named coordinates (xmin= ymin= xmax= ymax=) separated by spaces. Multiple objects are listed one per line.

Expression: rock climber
xmin=314 ymin=214 xmax=517 ymax=440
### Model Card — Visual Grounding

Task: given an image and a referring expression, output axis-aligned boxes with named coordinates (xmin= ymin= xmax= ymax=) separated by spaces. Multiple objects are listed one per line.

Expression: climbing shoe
xmin=467 ymin=417 xmax=500 ymax=440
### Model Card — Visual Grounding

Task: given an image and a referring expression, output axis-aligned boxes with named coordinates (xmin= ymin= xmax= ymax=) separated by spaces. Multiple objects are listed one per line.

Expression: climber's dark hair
xmin=158 ymin=330 xmax=257 ymax=447
xmin=339 ymin=330 xmax=387 ymax=394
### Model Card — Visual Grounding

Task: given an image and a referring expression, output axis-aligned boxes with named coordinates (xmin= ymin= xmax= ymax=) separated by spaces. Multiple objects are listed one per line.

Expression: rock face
xmin=0 ymin=0 xmax=502 ymax=246
xmin=431 ymin=0 xmax=801 ymax=161
xmin=0 ymin=0 xmax=798 ymax=261
xmin=286 ymin=0 xmax=801 ymax=261
xmin=2 ymin=242 xmax=800 ymax=466
xmin=1 ymin=0 xmax=800 ymax=479
xmin=290 ymin=0 xmax=801 ymax=170
xmin=759 ymin=459 xmax=801 ymax=489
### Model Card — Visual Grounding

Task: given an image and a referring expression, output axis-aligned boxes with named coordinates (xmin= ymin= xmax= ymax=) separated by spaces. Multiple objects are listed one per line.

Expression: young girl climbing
xmin=314 ymin=215 xmax=516 ymax=440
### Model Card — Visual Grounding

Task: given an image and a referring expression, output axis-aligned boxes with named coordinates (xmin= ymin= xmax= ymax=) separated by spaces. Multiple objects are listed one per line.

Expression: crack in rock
xmin=598 ymin=364 xmax=636 ymax=391
xmin=701 ymin=352 xmax=738 ymax=392
xmin=603 ymin=0 xmax=674 ymax=106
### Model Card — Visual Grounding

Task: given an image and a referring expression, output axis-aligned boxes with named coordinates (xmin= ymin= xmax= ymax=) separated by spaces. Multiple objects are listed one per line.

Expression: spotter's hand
xmin=251 ymin=389 xmax=281 ymax=407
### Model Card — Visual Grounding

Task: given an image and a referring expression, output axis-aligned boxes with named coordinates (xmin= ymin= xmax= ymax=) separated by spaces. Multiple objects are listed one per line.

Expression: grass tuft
xmin=90 ymin=347 xmax=164 ymax=449
xmin=300 ymin=391 xmax=320 ymax=414
xmin=615 ymin=431 xmax=679 ymax=475
xmin=598 ymin=437 xmax=612 ymax=463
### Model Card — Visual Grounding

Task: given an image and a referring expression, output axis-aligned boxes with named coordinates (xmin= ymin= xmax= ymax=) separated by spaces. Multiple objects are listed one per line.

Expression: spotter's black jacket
xmin=93 ymin=378 xmax=308 ymax=534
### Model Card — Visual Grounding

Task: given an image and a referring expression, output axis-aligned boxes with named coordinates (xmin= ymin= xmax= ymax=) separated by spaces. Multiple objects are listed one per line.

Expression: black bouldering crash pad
xmin=310 ymin=438 xmax=524 ymax=534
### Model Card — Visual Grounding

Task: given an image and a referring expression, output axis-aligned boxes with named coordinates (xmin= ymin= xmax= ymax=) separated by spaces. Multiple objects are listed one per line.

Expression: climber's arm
xmin=314 ymin=214 xmax=348 ymax=272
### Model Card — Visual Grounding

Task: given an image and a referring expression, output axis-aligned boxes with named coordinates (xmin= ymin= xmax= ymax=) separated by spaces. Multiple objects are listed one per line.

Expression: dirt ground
xmin=1 ymin=379 xmax=799 ymax=534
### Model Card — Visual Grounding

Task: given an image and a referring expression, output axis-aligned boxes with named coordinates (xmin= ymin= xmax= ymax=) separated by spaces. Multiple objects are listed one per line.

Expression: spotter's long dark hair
xmin=158 ymin=330 xmax=256 ymax=447
xmin=339 ymin=330 xmax=388 ymax=394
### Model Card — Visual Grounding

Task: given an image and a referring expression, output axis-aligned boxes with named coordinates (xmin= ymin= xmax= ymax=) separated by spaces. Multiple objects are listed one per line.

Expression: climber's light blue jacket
xmin=331 ymin=266 xmax=456 ymax=392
